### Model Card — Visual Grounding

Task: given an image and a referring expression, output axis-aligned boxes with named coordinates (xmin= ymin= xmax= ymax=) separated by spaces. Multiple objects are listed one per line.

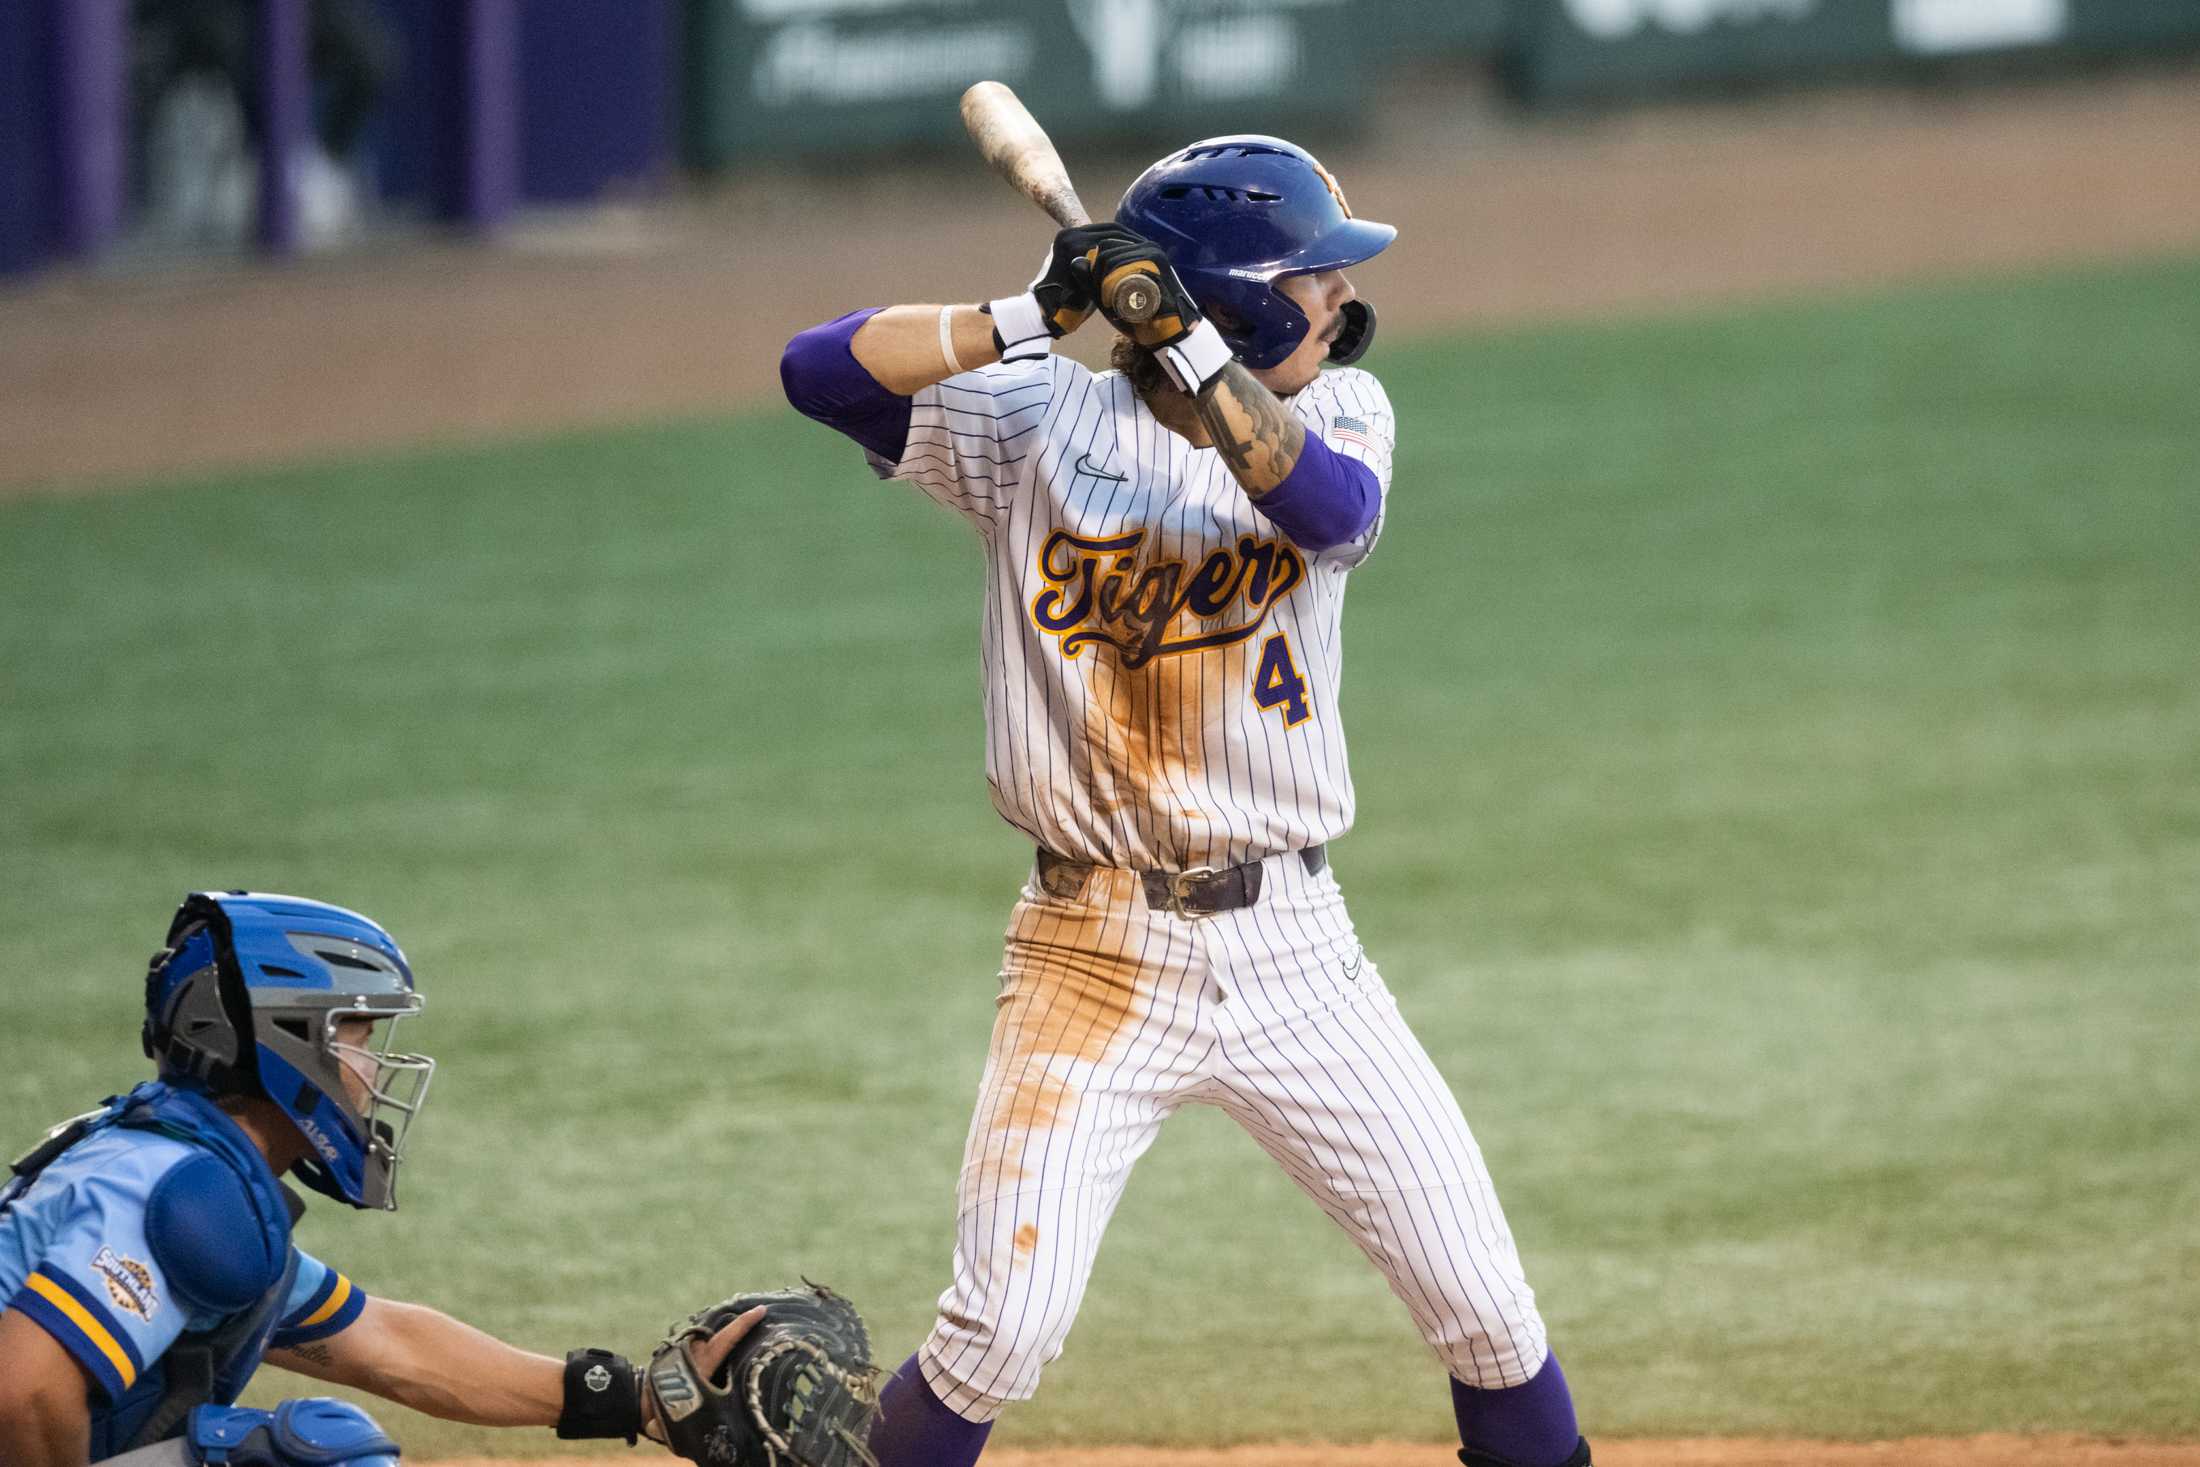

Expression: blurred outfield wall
xmin=7 ymin=0 xmax=2199 ymax=280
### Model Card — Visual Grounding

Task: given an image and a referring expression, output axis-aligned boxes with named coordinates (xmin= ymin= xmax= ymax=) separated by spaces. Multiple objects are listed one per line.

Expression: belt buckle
xmin=1162 ymin=866 xmax=1220 ymax=917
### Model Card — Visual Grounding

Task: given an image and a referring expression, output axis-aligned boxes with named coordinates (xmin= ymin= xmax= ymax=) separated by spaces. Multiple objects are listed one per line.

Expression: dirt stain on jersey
xmin=979 ymin=888 xmax=1149 ymax=1151
xmin=1013 ymin=1223 xmax=1040 ymax=1255
xmin=986 ymin=1068 xmax=1075 ymax=1136
xmin=1076 ymin=608 xmax=1231 ymax=858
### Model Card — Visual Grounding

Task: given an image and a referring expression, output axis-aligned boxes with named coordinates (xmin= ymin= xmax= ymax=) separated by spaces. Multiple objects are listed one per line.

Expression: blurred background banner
xmin=683 ymin=0 xmax=1367 ymax=167
xmin=1510 ymin=0 xmax=1900 ymax=102
xmin=1511 ymin=0 xmax=2200 ymax=101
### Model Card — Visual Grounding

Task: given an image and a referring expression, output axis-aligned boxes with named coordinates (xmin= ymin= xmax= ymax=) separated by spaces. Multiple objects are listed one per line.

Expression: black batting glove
xmin=989 ymin=222 xmax=1153 ymax=362
xmin=1085 ymin=228 xmax=1233 ymax=393
xmin=1085 ymin=229 xmax=1201 ymax=348
xmin=1031 ymin=223 xmax=1141 ymax=337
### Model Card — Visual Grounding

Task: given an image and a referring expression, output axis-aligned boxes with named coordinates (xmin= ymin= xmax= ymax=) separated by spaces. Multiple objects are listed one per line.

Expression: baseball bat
xmin=959 ymin=81 xmax=1160 ymax=325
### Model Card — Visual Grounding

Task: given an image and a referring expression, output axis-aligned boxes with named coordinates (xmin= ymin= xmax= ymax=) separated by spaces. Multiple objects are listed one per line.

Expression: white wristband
xmin=986 ymin=292 xmax=1052 ymax=362
xmin=938 ymin=305 xmax=966 ymax=376
xmin=1157 ymin=318 xmax=1234 ymax=394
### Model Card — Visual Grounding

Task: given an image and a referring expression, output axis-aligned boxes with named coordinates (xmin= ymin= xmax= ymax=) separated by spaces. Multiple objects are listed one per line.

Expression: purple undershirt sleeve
xmin=780 ymin=308 xmax=914 ymax=464
xmin=1250 ymin=431 xmax=1382 ymax=553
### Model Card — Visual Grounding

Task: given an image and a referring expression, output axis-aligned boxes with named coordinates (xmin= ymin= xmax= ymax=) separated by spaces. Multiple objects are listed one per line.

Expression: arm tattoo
xmin=1194 ymin=363 xmax=1305 ymax=495
xmin=287 ymin=1342 xmax=335 ymax=1367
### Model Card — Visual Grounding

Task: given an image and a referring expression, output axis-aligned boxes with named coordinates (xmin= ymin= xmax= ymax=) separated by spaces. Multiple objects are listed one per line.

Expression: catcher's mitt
xmin=644 ymin=1284 xmax=881 ymax=1467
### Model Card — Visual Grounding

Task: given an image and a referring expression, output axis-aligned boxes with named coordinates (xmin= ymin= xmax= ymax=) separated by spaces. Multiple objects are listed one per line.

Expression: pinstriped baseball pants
xmin=916 ymin=850 xmax=1551 ymax=1421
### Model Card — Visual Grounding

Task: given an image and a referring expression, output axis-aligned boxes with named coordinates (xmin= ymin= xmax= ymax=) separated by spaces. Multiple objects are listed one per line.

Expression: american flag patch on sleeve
xmin=1329 ymin=415 xmax=1376 ymax=454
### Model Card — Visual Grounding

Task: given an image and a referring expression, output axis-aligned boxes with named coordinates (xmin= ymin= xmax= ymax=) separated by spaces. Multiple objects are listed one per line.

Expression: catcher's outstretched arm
xmin=266 ymin=1298 xmax=563 ymax=1427
xmin=269 ymin=1297 xmax=766 ymax=1439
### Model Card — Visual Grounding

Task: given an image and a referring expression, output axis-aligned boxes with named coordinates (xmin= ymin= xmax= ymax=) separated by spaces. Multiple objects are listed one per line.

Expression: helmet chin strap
xmin=1326 ymin=299 xmax=1377 ymax=366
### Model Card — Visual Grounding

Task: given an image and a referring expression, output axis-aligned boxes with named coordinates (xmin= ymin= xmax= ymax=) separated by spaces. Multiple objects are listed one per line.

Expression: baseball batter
xmin=781 ymin=136 xmax=1592 ymax=1467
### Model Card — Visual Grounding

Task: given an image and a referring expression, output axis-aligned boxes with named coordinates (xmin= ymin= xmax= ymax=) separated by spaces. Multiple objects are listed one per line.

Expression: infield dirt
xmin=4 ymin=65 xmax=2200 ymax=491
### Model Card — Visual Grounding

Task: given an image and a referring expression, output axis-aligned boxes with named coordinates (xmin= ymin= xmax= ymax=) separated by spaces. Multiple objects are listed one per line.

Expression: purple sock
xmin=867 ymin=1353 xmax=993 ymax=1467
xmin=1452 ymin=1351 xmax=1581 ymax=1467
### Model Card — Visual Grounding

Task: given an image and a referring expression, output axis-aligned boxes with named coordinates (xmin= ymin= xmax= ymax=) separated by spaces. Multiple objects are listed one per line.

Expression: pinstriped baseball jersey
xmin=868 ymin=358 xmax=1396 ymax=871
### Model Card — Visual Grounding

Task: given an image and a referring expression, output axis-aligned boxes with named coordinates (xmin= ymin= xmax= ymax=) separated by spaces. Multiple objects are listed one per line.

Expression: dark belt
xmin=1035 ymin=845 xmax=1327 ymax=917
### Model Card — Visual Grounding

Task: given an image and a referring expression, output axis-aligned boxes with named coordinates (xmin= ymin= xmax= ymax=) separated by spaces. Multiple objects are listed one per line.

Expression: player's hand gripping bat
xmin=960 ymin=81 xmax=1160 ymax=325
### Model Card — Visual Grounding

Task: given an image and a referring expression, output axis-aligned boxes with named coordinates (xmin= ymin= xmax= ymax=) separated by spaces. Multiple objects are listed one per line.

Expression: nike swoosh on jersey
xmin=1073 ymin=452 xmax=1127 ymax=483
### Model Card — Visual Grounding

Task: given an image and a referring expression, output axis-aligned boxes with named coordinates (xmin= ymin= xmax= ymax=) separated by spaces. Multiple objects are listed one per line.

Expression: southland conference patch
xmin=93 ymin=1246 xmax=160 ymax=1321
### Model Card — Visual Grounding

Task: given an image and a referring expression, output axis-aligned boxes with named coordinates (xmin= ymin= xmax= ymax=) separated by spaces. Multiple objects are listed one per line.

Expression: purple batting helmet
xmin=1115 ymin=135 xmax=1396 ymax=371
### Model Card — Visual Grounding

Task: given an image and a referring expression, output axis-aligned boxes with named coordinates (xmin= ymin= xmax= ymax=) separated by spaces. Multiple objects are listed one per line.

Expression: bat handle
xmin=1105 ymin=273 xmax=1161 ymax=326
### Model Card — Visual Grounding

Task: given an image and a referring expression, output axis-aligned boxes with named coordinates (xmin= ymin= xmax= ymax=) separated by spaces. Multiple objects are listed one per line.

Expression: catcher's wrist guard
xmin=558 ymin=1348 xmax=642 ymax=1444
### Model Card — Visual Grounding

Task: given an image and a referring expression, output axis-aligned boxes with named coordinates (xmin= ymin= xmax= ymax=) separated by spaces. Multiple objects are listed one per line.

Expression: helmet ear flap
xmin=143 ymin=902 xmax=259 ymax=1094
xmin=1327 ymin=299 xmax=1377 ymax=366
xmin=142 ymin=948 xmax=171 ymax=1063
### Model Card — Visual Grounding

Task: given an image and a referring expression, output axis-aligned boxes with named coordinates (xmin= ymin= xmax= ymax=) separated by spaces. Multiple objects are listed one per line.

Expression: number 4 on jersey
xmin=1254 ymin=633 xmax=1311 ymax=726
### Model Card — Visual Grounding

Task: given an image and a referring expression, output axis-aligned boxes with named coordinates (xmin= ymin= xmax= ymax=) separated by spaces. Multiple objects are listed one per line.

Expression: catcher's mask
xmin=1116 ymin=134 xmax=1395 ymax=371
xmin=143 ymin=890 xmax=435 ymax=1210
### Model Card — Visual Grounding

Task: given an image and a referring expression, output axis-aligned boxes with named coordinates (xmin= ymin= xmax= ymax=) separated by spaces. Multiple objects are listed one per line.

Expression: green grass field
xmin=4 ymin=257 xmax=2196 ymax=1454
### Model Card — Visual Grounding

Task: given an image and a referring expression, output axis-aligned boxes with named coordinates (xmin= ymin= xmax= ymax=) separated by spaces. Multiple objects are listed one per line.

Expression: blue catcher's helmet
xmin=1116 ymin=135 xmax=1396 ymax=371
xmin=142 ymin=891 xmax=435 ymax=1211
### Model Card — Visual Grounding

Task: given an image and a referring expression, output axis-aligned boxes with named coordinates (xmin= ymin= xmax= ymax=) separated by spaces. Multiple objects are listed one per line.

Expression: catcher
xmin=0 ymin=890 xmax=877 ymax=1467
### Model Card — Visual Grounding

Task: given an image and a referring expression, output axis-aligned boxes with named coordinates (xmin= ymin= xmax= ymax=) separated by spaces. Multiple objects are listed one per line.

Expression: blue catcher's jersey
xmin=0 ymin=1083 xmax=369 ymax=1457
